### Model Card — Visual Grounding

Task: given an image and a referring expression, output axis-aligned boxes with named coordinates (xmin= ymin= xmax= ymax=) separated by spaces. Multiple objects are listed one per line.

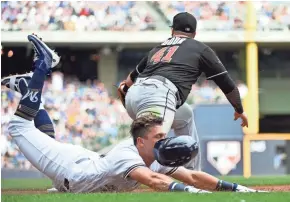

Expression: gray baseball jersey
xmin=66 ymin=138 xmax=178 ymax=193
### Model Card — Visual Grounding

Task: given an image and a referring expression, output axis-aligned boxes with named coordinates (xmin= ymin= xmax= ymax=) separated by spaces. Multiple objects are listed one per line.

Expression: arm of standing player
xmin=199 ymin=47 xmax=248 ymax=127
xmin=129 ymin=167 xmax=210 ymax=193
xmin=122 ymin=55 xmax=148 ymax=92
xmin=170 ymin=167 xmax=261 ymax=192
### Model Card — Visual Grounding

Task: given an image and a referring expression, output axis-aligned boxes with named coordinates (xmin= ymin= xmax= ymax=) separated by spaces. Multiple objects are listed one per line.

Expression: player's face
xmin=147 ymin=125 xmax=166 ymax=146
xmin=139 ymin=125 xmax=166 ymax=160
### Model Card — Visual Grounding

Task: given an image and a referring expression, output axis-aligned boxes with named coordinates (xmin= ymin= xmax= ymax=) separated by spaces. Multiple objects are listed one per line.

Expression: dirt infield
xmin=2 ymin=185 xmax=290 ymax=194
xmin=251 ymin=185 xmax=290 ymax=192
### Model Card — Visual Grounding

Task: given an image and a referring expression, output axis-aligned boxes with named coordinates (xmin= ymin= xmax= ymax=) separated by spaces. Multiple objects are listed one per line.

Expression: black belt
xmin=64 ymin=178 xmax=69 ymax=190
xmin=148 ymin=75 xmax=182 ymax=109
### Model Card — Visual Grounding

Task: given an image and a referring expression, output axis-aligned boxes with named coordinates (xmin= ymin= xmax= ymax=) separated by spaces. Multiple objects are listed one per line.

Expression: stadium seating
xmin=1 ymin=1 xmax=156 ymax=31
xmin=2 ymin=1 xmax=289 ymax=31
xmin=154 ymin=1 xmax=290 ymax=31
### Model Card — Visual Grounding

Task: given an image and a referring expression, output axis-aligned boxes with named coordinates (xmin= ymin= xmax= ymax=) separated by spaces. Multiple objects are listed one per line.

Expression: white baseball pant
xmin=8 ymin=115 xmax=100 ymax=191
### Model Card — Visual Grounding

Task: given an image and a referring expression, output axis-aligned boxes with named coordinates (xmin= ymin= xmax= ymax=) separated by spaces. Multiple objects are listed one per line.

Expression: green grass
xmin=2 ymin=178 xmax=52 ymax=190
xmin=220 ymin=175 xmax=290 ymax=186
xmin=2 ymin=175 xmax=290 ymax=190
xmin=2 ymin=176 xmax=290 ymax=202
xmin=2 ymin=193 xmax=290 ymax=202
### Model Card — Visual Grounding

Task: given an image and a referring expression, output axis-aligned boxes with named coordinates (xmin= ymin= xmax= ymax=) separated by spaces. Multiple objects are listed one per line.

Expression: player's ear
xmin=136 ymin=137 xmax=145 ymax=147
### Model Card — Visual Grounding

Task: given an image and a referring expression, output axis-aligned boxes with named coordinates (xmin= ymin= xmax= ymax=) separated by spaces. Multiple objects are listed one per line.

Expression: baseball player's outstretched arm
xmin=171 ymin=167 xmax=259 ymax=192
xmin=171 ymin=167 xmax=219 ymax=190
xmin=199 ymin=47 xmax=248 ymax=127
xmin=129 ymin=166 xmax=209 ymax=193
xmin=129 ymin=166 xmax=174 ymax=191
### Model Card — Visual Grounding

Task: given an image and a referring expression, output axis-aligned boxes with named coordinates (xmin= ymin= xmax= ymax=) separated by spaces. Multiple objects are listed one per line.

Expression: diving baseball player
xmin=118 ymin=12 xmax=249 ymax=170
xmin=3 ymin=34 xmax=264 ymax=194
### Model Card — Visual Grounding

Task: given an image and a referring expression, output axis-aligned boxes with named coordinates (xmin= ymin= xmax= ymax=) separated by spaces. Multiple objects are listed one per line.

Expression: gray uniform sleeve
xmin=150 ymin=161 xmax=178 ymax=176
xmin=113 ymin=147 xmax=146 ymax=179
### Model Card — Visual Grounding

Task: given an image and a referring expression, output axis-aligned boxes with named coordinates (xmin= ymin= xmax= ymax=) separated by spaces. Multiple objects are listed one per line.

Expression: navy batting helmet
xmin=153 ymin=136 xmax=199 ymax=167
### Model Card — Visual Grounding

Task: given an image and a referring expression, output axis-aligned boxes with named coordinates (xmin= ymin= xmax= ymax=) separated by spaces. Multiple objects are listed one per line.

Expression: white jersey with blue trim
xmin=67 ymin=138 xmax=178 ymax=193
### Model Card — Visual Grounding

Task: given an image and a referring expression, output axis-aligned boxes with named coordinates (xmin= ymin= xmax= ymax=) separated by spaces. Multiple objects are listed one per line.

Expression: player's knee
xmin=8 ymin=121 xmax=18 ymax=137
xmin=178 ymin=103 xmax=193 ymax=121
xmin=8 ymin=115 xmax=34 ymax=136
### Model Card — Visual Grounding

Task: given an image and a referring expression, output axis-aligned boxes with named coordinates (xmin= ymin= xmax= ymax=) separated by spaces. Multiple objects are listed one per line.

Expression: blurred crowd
xmin=255 ymin=2 xmax=290 ymax=31
xmin=1 ymin=1 xmax=155 ymax=31
xmin=186 ymin=78 xmax=248 ymax=105
xmin=1 ymin=73 xmax=132 ymax=170
xmin=155 ymin=1 xmax=290 ymax=31
xmin=2 ymin=1 xmax=290 ymax=32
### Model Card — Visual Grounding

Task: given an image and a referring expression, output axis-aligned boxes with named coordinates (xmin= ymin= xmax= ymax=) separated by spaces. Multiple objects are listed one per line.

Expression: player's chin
xmin=145 ymin=149 xmax=154 ymax=160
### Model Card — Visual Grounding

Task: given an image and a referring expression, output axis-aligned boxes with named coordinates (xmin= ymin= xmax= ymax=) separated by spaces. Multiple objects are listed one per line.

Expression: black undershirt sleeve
xmin=212 ymin=74 xmax=244 ymax=114
xmin=130 ymin=55 xmax=148 ymax=82
xmin=199 ymin=47 xmax=244 ymax=114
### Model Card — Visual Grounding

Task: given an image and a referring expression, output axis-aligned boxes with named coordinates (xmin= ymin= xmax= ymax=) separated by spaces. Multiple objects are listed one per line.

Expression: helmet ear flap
xmin=153 ymin=136 xmax=199 ymax=167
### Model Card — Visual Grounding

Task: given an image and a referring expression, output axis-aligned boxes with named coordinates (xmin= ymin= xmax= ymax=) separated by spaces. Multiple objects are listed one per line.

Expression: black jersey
xmin=137 ymin=36 xmax=228 ymax=105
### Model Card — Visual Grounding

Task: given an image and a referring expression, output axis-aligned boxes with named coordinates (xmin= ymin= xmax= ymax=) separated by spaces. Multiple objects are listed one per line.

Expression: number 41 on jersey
xmin=150 ymin=46 xmax=179 ymax=63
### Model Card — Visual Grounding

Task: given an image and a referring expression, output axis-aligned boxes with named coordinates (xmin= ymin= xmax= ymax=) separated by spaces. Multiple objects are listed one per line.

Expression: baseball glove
xmin=117 ymin=80 xmax=127 ymax=107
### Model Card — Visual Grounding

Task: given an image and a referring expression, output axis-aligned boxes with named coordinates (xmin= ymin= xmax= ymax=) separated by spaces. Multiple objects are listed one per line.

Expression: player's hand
xmin=235 ymin=185 xmax=269 ymax=193
xmin=118 ymin=81 xmax=126 ymax=95
xmin=184 ymin=186 xmax=212 ymax=194
xmin=117 ymin=80 xmax=127 ymax=107
xmin=234 ymin=112 xmax=248 ymax=128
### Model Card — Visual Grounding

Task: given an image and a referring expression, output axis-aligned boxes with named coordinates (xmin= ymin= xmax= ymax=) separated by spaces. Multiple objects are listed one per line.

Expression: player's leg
xmin=17 ymin=74 xmax=56 ymax=139
xmin=137 ymin=108 xmax=175 ymax=134
xmin=4 ymin=37 xmax=100 ymax=193
xmin=9 ymin=116 xmax=67 ymax=180
xmin=125 ymin=78 xmax=201 ymax=170
xmin=2 ymin=72 xmax=56 ymax=139
xmin=34 ymin=106 xmax=55 ymax=139
xmin=7 ymin=35 xmax=73 ymax=181
xmin=171 ymin=103 xmax=201 ymax=170
xmin=125 ymin=78 xmax=176 ymax=133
